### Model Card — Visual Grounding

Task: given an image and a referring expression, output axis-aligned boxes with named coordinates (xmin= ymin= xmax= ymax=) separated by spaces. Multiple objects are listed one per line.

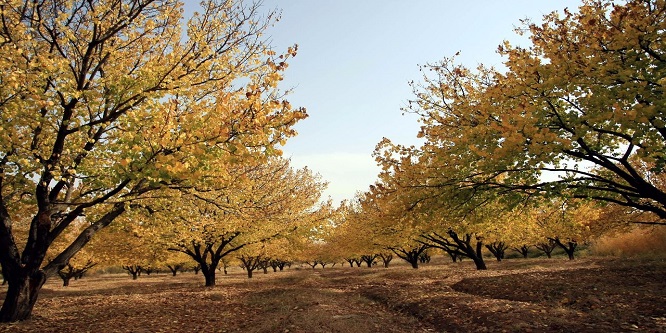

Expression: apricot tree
xmin=0 ymin=0 xmax=305 ymax=321
xmin=380 ymin=0 xmax=666 ymax=225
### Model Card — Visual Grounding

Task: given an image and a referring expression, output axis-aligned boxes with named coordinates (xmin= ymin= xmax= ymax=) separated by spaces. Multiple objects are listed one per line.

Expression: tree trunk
xmin=247 ymin=269 xmax=253 ymax=278
xmin=0 ymin=270 xmax=47 ymax=322
xmin=61 ymin=276 xmax=71 ymax=287
xmin=203 ymin=269 xmax=216 ymax=287
xmin=409 ymin=258 xmax=419 ymax=269
xmin=551 ymin=237 xmax=577 ymax=260
xmin=536 ymin=240 xmax=556 ymax=258
xmin=379 ymin=254 xmax=392 ymax=268
xmin=472 ymin=255 xmax=487 ymax=270
xmin=473 ymin=239 xmax=487 ymax=270
xmin=485 ymin=241 xmax=507 ymax=262
xmin=513 ymin=245 xmax=530 ymax=259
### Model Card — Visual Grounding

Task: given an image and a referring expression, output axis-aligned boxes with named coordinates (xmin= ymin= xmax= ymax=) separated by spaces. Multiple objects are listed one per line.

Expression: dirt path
xmin=231 ymin=270 xmax=434 ymax=333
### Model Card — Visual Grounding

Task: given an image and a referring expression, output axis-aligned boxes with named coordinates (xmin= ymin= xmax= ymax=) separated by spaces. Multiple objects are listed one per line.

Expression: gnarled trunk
xmin=421 ymin=230 xmax=486 ymax=270
xmin=389 ymin=245 xmax=429 ymax=269
xmin=0 ymin=270 xmax=47 ymax=322
xmin=485 ymin=241 xmax=508 ymax=262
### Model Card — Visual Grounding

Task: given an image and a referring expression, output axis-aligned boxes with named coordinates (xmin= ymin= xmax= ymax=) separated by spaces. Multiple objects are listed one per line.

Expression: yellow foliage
xmin=0 ymin=0 xmax=308 ymax=294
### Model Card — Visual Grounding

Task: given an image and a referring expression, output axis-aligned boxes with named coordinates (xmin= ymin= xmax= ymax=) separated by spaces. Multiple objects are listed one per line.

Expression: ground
xmin=1 ymin=257 xmax=665 ymax=332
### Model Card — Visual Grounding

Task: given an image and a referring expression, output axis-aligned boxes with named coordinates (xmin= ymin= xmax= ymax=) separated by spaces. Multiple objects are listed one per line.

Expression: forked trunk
xmin=551 ymin=237 xmax=577 ymax=260
xmin=0 ymin=270 xmax=47 ymax=322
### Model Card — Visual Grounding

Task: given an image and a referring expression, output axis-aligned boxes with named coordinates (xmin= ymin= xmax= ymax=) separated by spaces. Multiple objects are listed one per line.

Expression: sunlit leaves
xmin=0 ymin=1 xmax=308 ymax=316
xmin=384 ymin=0 xmax=666 ymax=219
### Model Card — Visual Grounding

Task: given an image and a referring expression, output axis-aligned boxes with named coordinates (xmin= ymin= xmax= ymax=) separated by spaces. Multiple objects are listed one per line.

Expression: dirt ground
xmin=1 ymin=257 xmax=665 ymax=333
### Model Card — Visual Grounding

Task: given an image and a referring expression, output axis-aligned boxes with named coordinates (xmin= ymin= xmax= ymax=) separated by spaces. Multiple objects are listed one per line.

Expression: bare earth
xmin=1 ymin=257 xmax=665 ymax=333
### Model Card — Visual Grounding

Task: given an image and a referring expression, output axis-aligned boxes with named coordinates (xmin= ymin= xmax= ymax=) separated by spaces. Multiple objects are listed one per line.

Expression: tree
xmin=533 ymin=198 xmax=603 ymax=260
xmin=388 ymin=245 xmax=430 ymax=269
xmin=57 ymin=260 xmax=96 ymax=287
xmin=0 ymin=0 xmax=306 ymax=322
xmin=378 ymin=252 xmax=393 ymax=268
xmin=535 ymin=239 xmax=557 ymax=258
xmin=360 ymin=254 xmax=379 ymax=268
xmin=164 ymin=252 xmax=192 ymax=276
xmin=238 ymin=254 xmax=263 ymax=278
xmin=385 ymin=0 xmax=666 ymax=225
xmin=156 ymin=157 xmax=328 ymax=286
xmin=421 ymin=230 xmax=486 ymax=270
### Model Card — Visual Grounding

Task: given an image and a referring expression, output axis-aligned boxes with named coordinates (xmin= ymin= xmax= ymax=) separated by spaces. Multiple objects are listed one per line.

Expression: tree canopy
xmin=0 ymin=0 xmax=305 ymax=322
xmin=377 ymin=0 xmax=666 ymax=222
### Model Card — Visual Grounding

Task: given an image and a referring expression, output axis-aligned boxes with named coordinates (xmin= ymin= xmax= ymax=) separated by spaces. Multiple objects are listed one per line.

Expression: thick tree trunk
xmin=409 ymin=258 xmax=419 ymax=269
xmin=472 ymin=255 xmax=487 ymax=270
xmin=0 ymin=270 xmax=47 ymax=322
xmin=204 ymin=270 xmax=216 ymax=287
xmin=247 ymin=269 xmax=253 ymax=278
xmin=473 ymin=239 xmax=487 ymax=270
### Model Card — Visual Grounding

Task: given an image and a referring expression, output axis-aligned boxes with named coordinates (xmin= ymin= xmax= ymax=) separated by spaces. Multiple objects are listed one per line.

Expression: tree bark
xmin=62 ymin=277 xmax=71 ymax=287
xmin=0 ymin=270 xmax=46 ymax=322
xmin=204 ymin=269 xmax=216 ymax=286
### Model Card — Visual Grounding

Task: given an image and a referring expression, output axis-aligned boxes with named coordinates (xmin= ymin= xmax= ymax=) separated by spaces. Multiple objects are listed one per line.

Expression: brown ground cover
xmin=1 ymin=257 xmax=665 ymax=333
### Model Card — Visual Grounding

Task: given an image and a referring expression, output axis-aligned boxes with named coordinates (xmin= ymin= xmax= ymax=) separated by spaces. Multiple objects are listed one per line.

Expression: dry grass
xmin=592 ymin=226 xmax=666 ymax=257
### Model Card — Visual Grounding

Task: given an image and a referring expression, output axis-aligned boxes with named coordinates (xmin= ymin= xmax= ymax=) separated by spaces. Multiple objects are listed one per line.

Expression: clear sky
xmin=187 ymin=1 xmax=583 ymax=205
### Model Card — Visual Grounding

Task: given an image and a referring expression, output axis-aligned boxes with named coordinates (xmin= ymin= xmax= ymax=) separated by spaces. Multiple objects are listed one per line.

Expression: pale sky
xmin=187 ymin=1 xmax=583 ymax=205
